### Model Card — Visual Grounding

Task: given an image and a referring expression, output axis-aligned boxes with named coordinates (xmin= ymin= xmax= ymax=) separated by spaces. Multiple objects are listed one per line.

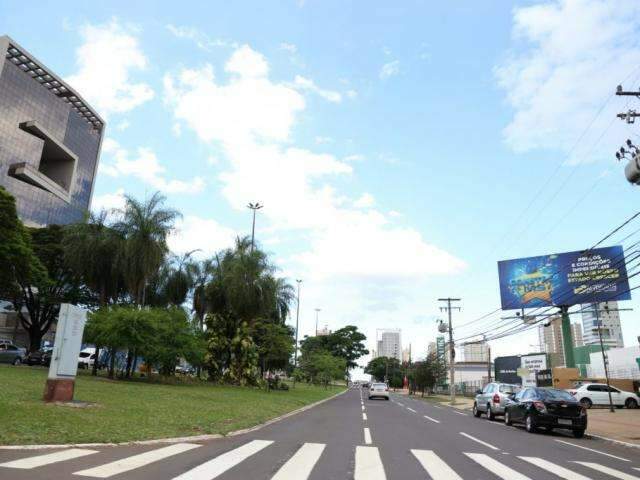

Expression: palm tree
xmin=114 ymin=192 xmax=181 ymax=306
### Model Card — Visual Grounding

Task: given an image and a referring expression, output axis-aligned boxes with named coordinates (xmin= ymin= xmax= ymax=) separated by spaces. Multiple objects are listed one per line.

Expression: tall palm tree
xmin=114 ymin=192 xmax=181 ymax=305
xmin=188 ymin=257 xmax=216 ymax=330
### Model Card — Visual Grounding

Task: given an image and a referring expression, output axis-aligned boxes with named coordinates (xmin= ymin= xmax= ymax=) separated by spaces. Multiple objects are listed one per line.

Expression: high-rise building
xmin=0 ymin=35 xmax=104 ymax=227
xmin=402 ymin=347 xmax=411 ymax=363
xmin=375 ymin=329 xmax=402 ymax=362
xmin=538 ymin=316 xmax=584 ymax=366
xmin=581 ymin=301 xmax=624 ymax=349
xmin=463 ymin=341 xmax=489 ymax=362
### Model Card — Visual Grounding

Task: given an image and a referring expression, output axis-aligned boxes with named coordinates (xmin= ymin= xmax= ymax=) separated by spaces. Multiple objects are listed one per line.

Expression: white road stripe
xmin=518 ymin=457 xmax=592 ymax=480
xmin=363 ymin=413 xmax=367 ymax=421
xmin=459 ymin=432 xmax=499 ymax=451
xmin=172 ymin=440 xmax=273 ymax=480
xmin=271 ymin=443 xmax=325 ymax=480
xmin=452 ymin=410 xmax=467 ymax=416
xmin=397 ymin=403 xmax=405 ymax=407
xmin=361 ymin=405 xmax=365 ymax=411
xmin=364 ymin=428 xmax=372 ymax=444
xmin=355 ymin=446 xmax=386 ymax=480
xmin=465 ymin=453 xmax=531 ymax=480
xmin=555 ymin=440 xmax=630 ymax=462
xmin=0 ymin=449 xmax=98 ymax=469
xmin=412 ymin=450 xmax=461 ymax=480
xmin=407 ymin=407 xmax=416 ymax=413
xmin=74 ymin=443 xmax=200 ymax=478
xmin=423 ymin=415 xmax=440 ymax=424
xmin=431 ymin=404 xmax=442 ymax=409
xmin=574 ymin=462 xmax=640 ymax=480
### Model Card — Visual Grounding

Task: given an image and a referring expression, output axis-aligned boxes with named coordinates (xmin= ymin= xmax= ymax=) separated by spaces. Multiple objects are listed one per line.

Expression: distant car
xmin=473 ymin=382 xmax=520 ymax=420
xmin=25 ymin=348 xmax=53 ymax=367
xmin=504 ymin=387 xmax=587 ymax=438
xmin=0 ymin=343 xmax=26 ymax=365
xmin=569 ymin=383 xmax=639 ymax=409
xmin=361 ymin=382 xmax=371 ymax=389
xmin=78 ymin=348 xmax=98 ymax=370
xmin=368 ymin=382 xmax=390 ymax=400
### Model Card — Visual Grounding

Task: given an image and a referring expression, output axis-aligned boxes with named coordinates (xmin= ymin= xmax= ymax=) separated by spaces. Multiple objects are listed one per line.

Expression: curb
xmin=0 ymin=388 xmax=348 ymax=450
xmin=590 ymin=434 xmax=640 ymax=449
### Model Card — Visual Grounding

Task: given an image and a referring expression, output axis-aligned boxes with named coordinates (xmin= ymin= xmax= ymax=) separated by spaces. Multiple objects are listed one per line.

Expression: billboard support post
xmin=560 ymin=306 xmax=576 ymax=369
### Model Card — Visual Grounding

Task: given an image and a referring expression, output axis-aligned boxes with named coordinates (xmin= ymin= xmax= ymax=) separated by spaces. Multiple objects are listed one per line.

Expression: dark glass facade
xmin=0 ymin=36 xmax=104 ymax=226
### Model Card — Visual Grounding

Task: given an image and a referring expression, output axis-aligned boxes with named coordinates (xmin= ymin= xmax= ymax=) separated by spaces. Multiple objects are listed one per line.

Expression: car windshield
xmin=536 ymin=388 xmax=575 ymax=401
xmin=372 ymin=383 xmax=386 ymax=388
xmin=499 ymin=385 xmax=517 ymax=394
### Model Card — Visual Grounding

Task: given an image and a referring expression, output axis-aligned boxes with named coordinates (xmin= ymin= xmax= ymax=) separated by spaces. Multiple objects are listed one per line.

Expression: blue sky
xmin=2 ymin=0 xmax=640 ymax=361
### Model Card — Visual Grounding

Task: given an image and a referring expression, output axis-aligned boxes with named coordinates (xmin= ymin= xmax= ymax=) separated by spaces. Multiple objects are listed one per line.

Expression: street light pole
xmin=314 ymin=308 xmax=321 ymax=336
xmin=247 ymin=202 xmax=263 ymax=252
xmin=294 ymin=279 xmax=302 ymax=368
xmin=593 ymin=303 xmax=615 ymax=413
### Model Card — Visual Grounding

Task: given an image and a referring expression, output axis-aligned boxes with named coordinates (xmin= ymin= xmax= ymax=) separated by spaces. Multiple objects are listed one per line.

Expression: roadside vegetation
xmin=365 ymin=352 xmax=447 ymax=395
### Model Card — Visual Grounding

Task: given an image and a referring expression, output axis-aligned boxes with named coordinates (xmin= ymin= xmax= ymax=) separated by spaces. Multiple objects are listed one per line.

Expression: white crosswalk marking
xmin=465 ymin=453 xmax=531 ymax=480
xmin=74 ymin=443 xmax=201 ymax=478
xmin=518 ymin=457 xmax=592 ymax=480
xmin=0 ymin=448 xmax=98 ymax=469
xmin=354 ymin=446 xmax=386 ymax=480
xmin=574 ymin=462 xmax=640 ymax=480
xmin=459 ymin=432 xmax=499 ymax=451
xmin=172 ymin=440 xmax=273 ymax=480
xmin=407 ymin=407 xmax=416 ymax=413
xmin=411 ymin=449 xmax=462 ymax=480
xmin=271 ymin=443 xmax=325 ymax=480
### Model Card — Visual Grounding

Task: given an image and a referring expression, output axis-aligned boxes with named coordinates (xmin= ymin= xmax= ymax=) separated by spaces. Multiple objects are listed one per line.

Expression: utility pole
xmin=294 ymin=279 xmax=302 ymax=368
xmin=593 ymin=303 xmax=615 ymax=413
xmin=439 ymin=298 xmax=461 ymax=405
xmin=247 ymin=202 xmax=263 ymax=252
xmin=486 ymin=338 xmax=492 ymax=383
xmin=315 ymin=308 xmax=321 ymax=336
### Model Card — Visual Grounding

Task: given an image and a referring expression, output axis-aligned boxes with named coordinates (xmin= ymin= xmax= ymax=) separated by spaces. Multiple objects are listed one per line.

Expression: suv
xmin=473 ymin=382 xmax=520 ymax=420
xmin=569 ymin=383 xmax=639 ymax=409
xmin=0 ymin=342 xmax=26 ymax=365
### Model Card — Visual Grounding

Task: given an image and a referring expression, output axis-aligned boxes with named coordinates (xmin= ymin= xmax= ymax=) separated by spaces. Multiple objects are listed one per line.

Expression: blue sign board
xmin=498 ymin=246 xmax=631 ymax=310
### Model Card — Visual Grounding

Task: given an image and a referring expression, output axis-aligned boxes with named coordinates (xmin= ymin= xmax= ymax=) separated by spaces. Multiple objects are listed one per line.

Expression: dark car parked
xmin=504 ymin=387 xmax=587 ymax=438
xmin=25 ymin=348 xmax=53 ymax=367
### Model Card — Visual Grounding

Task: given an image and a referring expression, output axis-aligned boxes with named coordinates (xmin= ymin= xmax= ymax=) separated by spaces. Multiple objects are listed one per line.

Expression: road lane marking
xmin=431 ymin=404 xmax=442 ymax=409
xmin=361 ymin=405 xmax=365 ymax=411
xmin=555 ymin=440 xmax=630 ymax=462
xmin=411 ymin=450 xmax=462 ymax=480
xmin=407 ymin=407 xmax=416 ymax=413
xmin=354 ymin=446 xmax=386 ymax=480
xmin=573 ymin=462 xmax=640 ymax=480
xmin=423 ymin=415 xmax=440 ymax=424
xmin=271 ymin=443 xmax=325 ymax=480
xmin=74 ymin=443 xmax=201 ymax=478
xmin=363 ymin=413 xmax=367 ymax=421
xmin=364 ymin=428 xmax=372 ymax=444
xmin=452 ymin=410 xmax=467 ymax=416
xmin=0 ymin=449 xmax=98 ymax=469
xmin=459 ymin=432 xmax=500 ymax=451
xmin=518 ymin=457 xmax=592 ymax=480
xmin=397 ymin=403 xmax=405 ymax=407
xmin=464 ymin=453 xmax=531 ymax=480
xmin=172 ymin=440 xmax=273 ymax=480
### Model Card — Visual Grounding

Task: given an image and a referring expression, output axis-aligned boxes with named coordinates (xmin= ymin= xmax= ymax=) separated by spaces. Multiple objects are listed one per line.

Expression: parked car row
xmin=0 ymin=342 xmax=104 ymax=370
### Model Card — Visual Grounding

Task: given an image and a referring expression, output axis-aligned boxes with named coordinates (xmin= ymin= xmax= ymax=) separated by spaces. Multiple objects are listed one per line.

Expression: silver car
xmin=473 ymin=382 xmax=520 ymax=420
xmin=368 ymin=382 xmax=390 ymax=400
xmin=0 ymin=342 xmax=26 ymax=365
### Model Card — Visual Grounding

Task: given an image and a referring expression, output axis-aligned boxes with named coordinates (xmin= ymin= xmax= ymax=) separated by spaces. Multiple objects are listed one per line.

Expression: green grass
xmin=0 ymin=365 xmax=344 ymax=445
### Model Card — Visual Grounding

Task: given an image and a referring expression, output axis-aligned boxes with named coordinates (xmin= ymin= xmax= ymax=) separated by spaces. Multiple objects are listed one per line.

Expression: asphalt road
xmin=1 ymin=387 xmax=639 ymax=479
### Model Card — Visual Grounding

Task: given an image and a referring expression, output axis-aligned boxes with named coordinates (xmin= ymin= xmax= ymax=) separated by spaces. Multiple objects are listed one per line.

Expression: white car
xmin=368 ymin=382 xmax=390 ymax=400
xmin=569 ymin=383 xmax=639 ymax=409
xmin=78 ymin=348 xmax=97 ymax=369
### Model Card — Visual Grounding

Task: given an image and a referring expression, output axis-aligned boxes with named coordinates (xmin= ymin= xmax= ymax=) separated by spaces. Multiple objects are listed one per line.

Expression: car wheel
xmin=473 ymin=403 xmax=481 ymax=417
xmin=525 ymin=414 xmax=537 ymax=433
xmin=486 ymin=404 xmax=495 ymax=421
xmin=385 ymin=397 xmax=390 ymax=401
xmin=625 ymin=398 xmax=638 ymax=409
xmin=573 ymin=429 xmax=585 ymax=438
xmin=580 ymin=398 xmax=592 ymax=409
xmin=12 ymin=357 xmax=22 ymax=366
xmin=504 ymin=410 xmax=512 ymax=426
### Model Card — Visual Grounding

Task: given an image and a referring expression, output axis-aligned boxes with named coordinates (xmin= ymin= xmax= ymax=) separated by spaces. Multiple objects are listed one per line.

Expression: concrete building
xmin=0 ymin=35 xmax=104 ymax=227
xmin=375 ymin=329 xmax=402 ymax=362
xmin=581 ymin=301 xmax=624 ymax=349
xmin=463 ymin=341 xmax=489 ymax=362
xmin=538 ymin=316 xmax=584 ymax=367
xmin=402 ymin=347 xmax=411 ymax=364
xmin=316 ymin=325 xmax=331 ymax=336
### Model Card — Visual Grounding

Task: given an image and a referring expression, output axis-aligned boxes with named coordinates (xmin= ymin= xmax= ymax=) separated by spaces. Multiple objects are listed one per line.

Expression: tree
xmin=114 ymin=192 xmax=180 ymax=305
xmin=299 ymin=350 xmax=346 ymax=387
xmin=299 ymin=325 xmax=368 ymax=377
xmin=253 ymin=320 xmax=294 ymax=375
xmin=365 ymin=356 xmax=402 ymax=384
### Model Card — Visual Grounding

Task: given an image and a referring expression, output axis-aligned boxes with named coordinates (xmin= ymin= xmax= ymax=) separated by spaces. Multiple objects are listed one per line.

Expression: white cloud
xmin=168 ymin=215 xmax=237 ymax=257
xmin=166 ymin=24 xmax=238 ymax=50
xmin=315 ymin=136 xmax=334 ymax=144
xmin=280 ymin=42 xmax=297 ymax=53
xmin=354 ymin=193 xmax=375 ymax=208
xmin=496 ymin=0 xmax=640 ymax=160
xmin=225 ymin=45 xmax=270 ymax=77
xmin=293 ymin=75 xmax=342 ymax=103
xmin=99 ymin=138 xmax=205 ymax=194
xmin=346 ymin=89 xmax=358 ymax=99
xmin=91 ymin=188 xmax=125 ymax=212
xmin=67 ymin=19 xmax=154 ymax=116
xmin=344 ymin=154 xmax=364 ymax=162
xmin=116 ymin=120 xmax=130 ymax=131
xmin=379 ymin=60 xmax=400 ymax=79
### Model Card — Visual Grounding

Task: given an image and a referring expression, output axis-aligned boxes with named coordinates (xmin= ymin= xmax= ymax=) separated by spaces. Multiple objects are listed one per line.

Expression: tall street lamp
xmin=294 ymin=279 xmax=302 ymax=368
xmin=247 ymin=202 xmax=263 ymax=252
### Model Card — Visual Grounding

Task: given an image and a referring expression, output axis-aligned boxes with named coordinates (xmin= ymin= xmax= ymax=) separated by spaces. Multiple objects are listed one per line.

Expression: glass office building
xmin=0 ymin=35 xmax=104 ymax=226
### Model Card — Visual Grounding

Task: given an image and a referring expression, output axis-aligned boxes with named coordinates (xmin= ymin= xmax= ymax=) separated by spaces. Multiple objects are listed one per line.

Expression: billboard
xmin=520 ymin=353 xmax=547 ymax=387
xmin=498 ymin=246 xmax=631 ymax=310
xmin=494 ymin=355 xmax=521 ymax=384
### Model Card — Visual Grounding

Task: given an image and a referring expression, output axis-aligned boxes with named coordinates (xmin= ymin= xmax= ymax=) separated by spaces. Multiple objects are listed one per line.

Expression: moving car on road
xmin=504 ymin=387 xmax=587 ymax=438
xmin=473 ymin=382 xmax=520 ymax=420
xmin=569 ymin=383 xmax=639 ymax=409
xmin=368 ymin=382 xmax=390 ymax=400
xmin=0 ymin=342 xmax=26 ymax=365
